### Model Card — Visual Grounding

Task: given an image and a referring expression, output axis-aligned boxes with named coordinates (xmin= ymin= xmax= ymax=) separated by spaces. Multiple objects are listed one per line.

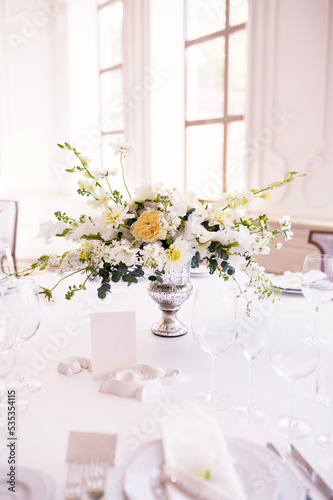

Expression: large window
xmin=98 ymin=0 xmax=124 ymax=179
xmin=185 ymin=0 xmax=248 ymax=198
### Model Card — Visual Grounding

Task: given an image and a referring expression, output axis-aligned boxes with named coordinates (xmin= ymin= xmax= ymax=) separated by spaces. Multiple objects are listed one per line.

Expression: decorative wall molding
xmin=247 ymin=0 xmax=333 ymax=220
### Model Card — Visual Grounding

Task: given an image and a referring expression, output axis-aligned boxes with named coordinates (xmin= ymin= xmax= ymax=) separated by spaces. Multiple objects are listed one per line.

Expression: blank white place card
xmin=66 ymin=431 xmax=117 ymax=465
xmin=90 ymin=311 xmax=137 ymax=380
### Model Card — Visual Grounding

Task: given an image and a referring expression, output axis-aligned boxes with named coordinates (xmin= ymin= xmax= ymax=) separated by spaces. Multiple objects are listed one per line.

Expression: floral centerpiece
xmin=20 ymin=139 xmax=304 ymax=315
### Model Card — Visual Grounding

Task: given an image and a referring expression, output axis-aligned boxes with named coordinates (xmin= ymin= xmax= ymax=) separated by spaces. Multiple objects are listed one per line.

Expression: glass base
xmin=235 ymin=403 xmax=266 ymax=424
xmin=317 ymin=432 xmax=333 ymax=451
xmin=9 ymin=379 xmax=42 ymax=395
xmin=270 ymin=415 xmax=311 ymax=439
xmin=194 ymin=392 xmax=234 ymax=412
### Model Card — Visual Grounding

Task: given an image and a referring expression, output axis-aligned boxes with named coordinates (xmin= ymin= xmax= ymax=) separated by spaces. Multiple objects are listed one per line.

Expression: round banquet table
xmin=1 ymin=271 xmax=333 ymax=499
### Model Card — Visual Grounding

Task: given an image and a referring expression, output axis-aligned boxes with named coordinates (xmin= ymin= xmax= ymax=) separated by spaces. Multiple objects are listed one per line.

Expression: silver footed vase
xmin=148 ymin=260 xmax=193 ymax=337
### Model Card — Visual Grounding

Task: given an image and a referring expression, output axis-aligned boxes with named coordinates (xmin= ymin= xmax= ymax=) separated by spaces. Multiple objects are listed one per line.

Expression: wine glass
xmin=316 ymin=345 xmax=333 ymax=450
xmin=0 ymin=314 xmax=16 ymax=421
xmin=235 ymin=299 xmax=267 ymax=423
xmin=270 ymin=311 xmax=319 ymax=444
xmin=301 ymin=254 xmax=333 ymax=343
xmin=191 ymin=282 xmax=238 ymax=411
xmin=0 ymin=314 xmax=16 ymax=454
xmin=4 ymin=278 xmax=41 ymax=397
xmin=0 ymin=243 xmax=15 ymax=299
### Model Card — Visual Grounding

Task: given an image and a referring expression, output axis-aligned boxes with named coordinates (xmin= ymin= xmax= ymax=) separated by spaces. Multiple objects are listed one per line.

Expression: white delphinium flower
xmin=77 ymin=179 xmax=98 ymax=193
xmin=163 ymin=237 xmax=193 ymax=273
xmin=95 ymin=205 xmax=133 ymax=240
xmin=142 ymin=242 xmax=164 ymax=272
xmin=133 ymin=182 xmax=166 ymax=202
xmin=207 ymin=206 xmax=235 ymax=229
xmin=37 ymin=220 xmax=68 ymax=244
xmin=114 ymin=240 xmax=137 ymax=267
xmin=280 ymin=215 xmax=293 ymax=241
xmin=110 ymin=138 xmax=135 ymax=157
xmin=182 ymin=212 xmax=205 ymax=242
xmin=182 ymin=192 xmax=207 ymax=217
xmin=66 ymin=218 xmax=97 ymax=242
xmin=88 ymin=168 xmax=118 ymax=181
xmin=59 ymin=250 xmax=83 ymax=274
xmin=218 ymin=190 xmax=254 ymax=210
xmin=87 ymin=188 xmax=111 ymax=209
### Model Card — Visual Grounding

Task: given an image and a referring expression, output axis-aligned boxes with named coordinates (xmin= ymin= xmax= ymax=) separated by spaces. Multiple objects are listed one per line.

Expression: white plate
xmin=0 ymin=467 xmax=55 ymax=500
xmin=270 ymin=275 xmax=303 ymax=294
xmin=122 ymin=438 xmax=302 ymax=500
xmin=190 ymin=267 xmax=210 ymax=277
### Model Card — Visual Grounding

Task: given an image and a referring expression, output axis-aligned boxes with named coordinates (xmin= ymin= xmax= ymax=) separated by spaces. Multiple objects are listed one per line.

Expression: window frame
xmin=97 ymin=0 xmax=125 ymax=140
xmin=184 ymin=0 xmax=247 ymax=193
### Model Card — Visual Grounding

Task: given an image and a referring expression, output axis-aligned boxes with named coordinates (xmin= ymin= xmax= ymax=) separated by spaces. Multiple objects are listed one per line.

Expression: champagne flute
xmin=236 ymin=300 xmax=267 ymax=423
xmin=270 ymin=311 xmax=319 ymax=444
xmin=301 ymin=254 xmax=333 ymax=343
xmin=5 ymin=278 xmax=42 ymax=397
xmin=0 ymin=243 xmax=15 ymax=298
xmin=191 ymin=282 xmax=238 ymax=411
xmin=316 ymin=345 xmax=333 ymax=450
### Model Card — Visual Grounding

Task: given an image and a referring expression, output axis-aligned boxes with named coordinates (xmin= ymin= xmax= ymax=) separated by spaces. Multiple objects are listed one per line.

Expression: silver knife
xmin=266 ymin=443 xmax=313 ymax=500
xmin=291 ymin=445 xmax=333 ymax=499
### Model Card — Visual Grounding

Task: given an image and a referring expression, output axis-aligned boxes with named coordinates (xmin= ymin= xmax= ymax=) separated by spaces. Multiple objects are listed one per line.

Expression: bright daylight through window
xmin=185 ymin=0 xmax=248 ymax=199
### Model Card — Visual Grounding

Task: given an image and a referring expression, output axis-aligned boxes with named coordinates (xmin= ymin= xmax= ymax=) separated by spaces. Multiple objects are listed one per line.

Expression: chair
xmin=0 ymin=200 xmax=18 ymax=274
xmin=308 ymin=230 xmax=333 ymax=256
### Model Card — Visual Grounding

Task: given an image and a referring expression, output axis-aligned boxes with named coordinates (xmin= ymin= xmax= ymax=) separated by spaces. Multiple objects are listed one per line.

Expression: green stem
xmin=120 ymin=153 xmax=132 ymax=199
xmin=106 ymin=177 xmax=113 ymax=196
xmin=47 ymin=269 xmax=83 ymax=292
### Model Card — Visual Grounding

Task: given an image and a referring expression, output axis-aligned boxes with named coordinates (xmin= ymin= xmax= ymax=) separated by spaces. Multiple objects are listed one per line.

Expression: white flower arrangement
xmin=20 ymin=139 xmax=305 ymax=306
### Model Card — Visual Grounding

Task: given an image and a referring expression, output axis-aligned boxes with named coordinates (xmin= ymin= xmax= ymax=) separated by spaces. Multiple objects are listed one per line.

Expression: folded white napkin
xmin=273 ymin=270 xmax=327 ymax=289
xmin=161 ymin=408 xmax=244 ymax=500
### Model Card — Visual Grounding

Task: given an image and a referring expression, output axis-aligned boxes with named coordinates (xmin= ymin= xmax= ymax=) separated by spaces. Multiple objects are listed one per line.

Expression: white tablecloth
xmin=1 ymin=272 xmax=333 ymax=499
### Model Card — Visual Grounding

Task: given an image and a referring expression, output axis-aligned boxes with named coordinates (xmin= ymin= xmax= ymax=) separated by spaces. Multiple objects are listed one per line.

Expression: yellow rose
xmin=131 ymin=210 xmax=167 ymax=243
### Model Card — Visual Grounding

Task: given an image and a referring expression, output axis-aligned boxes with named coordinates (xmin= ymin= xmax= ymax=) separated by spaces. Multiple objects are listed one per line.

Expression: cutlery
xmin=64 ymin=462 xmax=84 ymax=500
xmin=85 ymin=459 xmax=108 ymax=500
xmin=266 ymin=443 xmax=313 ymax=500
xmin=291 ymin=445 xmax=333 ymax=499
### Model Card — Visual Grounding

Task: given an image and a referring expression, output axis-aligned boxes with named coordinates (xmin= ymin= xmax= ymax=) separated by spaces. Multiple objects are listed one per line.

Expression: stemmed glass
xmin=236 ymin=301 xmax=267 ymax=423
xmin=316 ymin=345 xmax=333 ymax=450
xmin=191 ymin=282 xmax=238 ymax=411
xmin=301 ymin=254 xmax=333 ymax=342
xmin=4 ymin=278 xmax=42 ymax=398
xmin=270 ymin=311 xmax=319 ymax=443
xmin=0 ymin=243 xmax=15 ymax=298
xmin=0 ymin=314 xmax=16 ymax=422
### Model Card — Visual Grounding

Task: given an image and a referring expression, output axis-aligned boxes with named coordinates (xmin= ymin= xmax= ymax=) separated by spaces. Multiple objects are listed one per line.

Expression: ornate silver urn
xmin=147 ymin=260 xmax=193 ymax=337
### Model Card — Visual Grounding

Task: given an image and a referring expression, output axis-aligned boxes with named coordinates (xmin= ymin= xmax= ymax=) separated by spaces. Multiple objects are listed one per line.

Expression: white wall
xmin=0 ymin=0 xmax=100 ymax=260
xmin=247 ymin=0 xmax=333 ymax=272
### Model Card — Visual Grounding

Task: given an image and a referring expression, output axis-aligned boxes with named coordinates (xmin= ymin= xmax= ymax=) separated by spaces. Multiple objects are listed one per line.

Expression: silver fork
xmin=84 ymin=459 xmax=109 ymax=500
xmin=64 ymin=462 xmax=84 ymax=500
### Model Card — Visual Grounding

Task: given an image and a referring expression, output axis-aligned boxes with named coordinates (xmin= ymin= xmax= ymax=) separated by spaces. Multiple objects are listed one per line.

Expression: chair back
xmin=0 ymin=200 xmax=18 ymax=273
xmin=308 ymin=230 xmax=333 ymax=256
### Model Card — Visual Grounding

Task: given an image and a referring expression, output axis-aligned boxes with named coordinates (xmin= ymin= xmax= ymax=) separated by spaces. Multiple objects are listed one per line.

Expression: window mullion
xmin=223 ymin=0 xmax=230 ymax=193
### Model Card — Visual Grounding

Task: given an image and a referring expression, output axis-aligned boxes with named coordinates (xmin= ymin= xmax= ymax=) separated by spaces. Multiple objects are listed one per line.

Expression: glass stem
xmin=314 ymin=306 xmax=320 ymax=340
xmin=247 ymin=360 xmax=253 ymax=410
xmin=326 ymin=405 xmax=333 ymax=439
xmin=288 ymin=379 xmax=296 ymax=448
xmin=211 ymin=354 xmax=218 ymax=401
xmin=16 ymin=344 xmax=27 ymax=388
